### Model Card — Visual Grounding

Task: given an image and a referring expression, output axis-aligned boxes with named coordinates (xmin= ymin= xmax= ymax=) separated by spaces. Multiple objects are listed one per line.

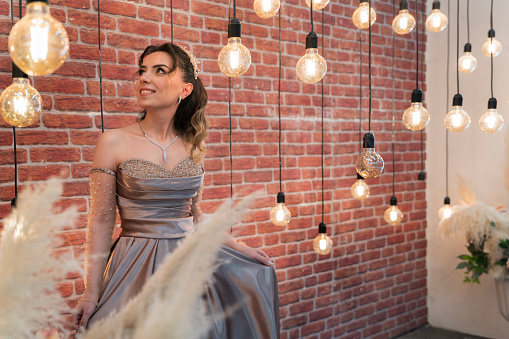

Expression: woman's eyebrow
xmin=139 ymin=64 xmax=171 ymax=69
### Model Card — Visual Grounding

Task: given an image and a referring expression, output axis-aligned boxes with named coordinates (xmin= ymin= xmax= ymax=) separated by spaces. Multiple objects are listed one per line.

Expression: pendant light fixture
xmin=351 ymin=32 xmax=370 ymax=200
xmin=438 ymin=197 xmax=452 ymax=220
xmin=482 ymin=1 xmax=502 ymax=58
xmin=270 ymin=8 xmax=291 ymax=226
xmin=356 ymin=0 xmax=384 ymax=179
xmin=445 ymin=0 xmax=470 ymax=133
xmin=393 ymin=0 xmax=415 ymax=35
xmin=417 ymin=0 xmax=425 ymax=181
xmin=426 ymin=0 xmax=447 ymax=32
xmin=8 ymin=0 xmax=69 ymax=76
xmin=305 ymin=0 xmax=329 ymax=11
xmin=384 ymin=197 xmax=404 ymax=225
xmin=218 ymin=0 xmax=251 ymax=77
xmin=313 ymin=8 xmax=332 ymax=255
xmin=254 ymin=0 xmax=280 ymax=19
xmin=458 ymin=0 xmax=477 ymax=73
xmin=352 ymin=0 xmax=376 ymax=29
xmin=296 ymin=0 xmax=327 ymax=84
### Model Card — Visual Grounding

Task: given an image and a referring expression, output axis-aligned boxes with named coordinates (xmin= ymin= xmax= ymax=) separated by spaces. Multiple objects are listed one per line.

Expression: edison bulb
xmin=426 ymin=9 xmax=447 ymax=32
xmin=392 ymin=9 xmax=415 ymax=35
xmin=351 ymin=176 xmax=370 ymax=200
xmin=218 ymin=37 xmax=251 ymax=77
xmin=479 ymin=110 xmax=503 ymax=134
xmin=8 ymin=0 xmax=69 ymax=76
xmin=296 ymin=48 xmax=327 ymax=84
xmin=482 ymin=37 xmax=502 ymax=57
xmin=254 ymin=0 xmax=280 ymax=19
xmin=313 ymin=233 xmax=332 ymax=255
xmin=458 ymin=52 xmax=477 ymax=73
xmin=270 ymin=203 xmax=291 ymax=226
xmin=438 ymin=204 xmax=452 ymax=220
xmin=445 ymin=106 xmax=470 ymax=132
xmin=403 ymin=103 xmax=429 ymax=131
xmin=355 ymin=148 xmax=384 ymax=178
xmin=305 ymin=0 xmax=330 ymax=10
xmin=0 ymin=78 xmax=42 ymax=127
xmin=352 ymin=1 xmax=376 ymax=29
xmin=384 ymin=206 xmax=403 ymax=225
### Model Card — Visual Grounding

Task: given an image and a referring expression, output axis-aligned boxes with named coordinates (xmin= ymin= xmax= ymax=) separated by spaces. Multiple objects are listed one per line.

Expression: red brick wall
xmin=0 ymin=0 xmax=427 ymax=337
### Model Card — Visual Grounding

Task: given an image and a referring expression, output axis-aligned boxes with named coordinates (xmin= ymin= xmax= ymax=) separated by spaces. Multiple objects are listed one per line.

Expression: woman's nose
xmin=139 ymin=71 xmax=151 ymax=83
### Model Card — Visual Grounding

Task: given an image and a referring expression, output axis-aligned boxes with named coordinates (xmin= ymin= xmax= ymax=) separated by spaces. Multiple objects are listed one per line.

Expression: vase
xmin=495 ymin=268 xmax=509 ymax=322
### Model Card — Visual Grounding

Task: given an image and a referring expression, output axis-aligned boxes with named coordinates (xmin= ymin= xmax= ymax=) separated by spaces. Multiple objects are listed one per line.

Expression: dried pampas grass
xmin=0 ymin=179 xmax=82 ymax=338
xmin=83 ymin=192 xmax=261 ymax=339
xmin=457 ymin=175 xmax=477 ymax=205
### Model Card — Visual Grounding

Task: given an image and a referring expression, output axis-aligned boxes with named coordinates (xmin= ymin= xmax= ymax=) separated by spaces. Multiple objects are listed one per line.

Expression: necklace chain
xmin=139 ymin=122 xmax=178 ymax=164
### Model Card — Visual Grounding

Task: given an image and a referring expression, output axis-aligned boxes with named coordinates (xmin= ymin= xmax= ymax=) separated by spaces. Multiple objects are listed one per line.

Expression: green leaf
xmin=456 ymin=262 xmax=468 ymax=269
xmin=463 ymin=276 xmax=471 ymax=283
xmin=458 ymin=255 xmax=471 ymax=260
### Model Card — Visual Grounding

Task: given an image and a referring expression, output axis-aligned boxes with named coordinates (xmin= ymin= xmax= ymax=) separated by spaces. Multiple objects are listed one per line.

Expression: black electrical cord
xmin=358 ymin=31 xmax=362 ymax=154
xmin=490 ymin=0 xmax=494 ymax=99
xmin=415 ymin=0 xmax=419 ymax=89
xmin=456 ymin=0 xmax=459 ymax=94
xmin=392 ymin=0 xmax=396 ymax=196
xmin=170 ymin=0 xmax=173 ymax=43
xmin=310 ymin=0 xmax=314 ymax=32
xmin=278 ymin=7 xmax=282 ymax=192
xmin=466 ymin=0 xmax=470 ymax=43
xmin=445 ymin=0 xmax=450 ymax=197
xmin=368 ymin=0 xmax=372 ymax=132
xmin=321 ymin=6 xmax=324 ymax=223
xmin=98 ymin=0 xmax=104 ymax=133
xmin=419 ymin=0 xmax=424 ymax=178
xmin=228 ymin=0 xmax=233 ymax=233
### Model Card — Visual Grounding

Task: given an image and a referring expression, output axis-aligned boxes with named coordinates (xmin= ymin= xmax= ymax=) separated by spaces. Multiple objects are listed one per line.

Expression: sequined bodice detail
xmin=118 ymin=156 xmax=203 ymax=179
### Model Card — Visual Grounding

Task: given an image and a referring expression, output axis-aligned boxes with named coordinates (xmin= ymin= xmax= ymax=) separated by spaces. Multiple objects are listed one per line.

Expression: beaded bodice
xmin=118 ymin=156 xmax=203 ymax=179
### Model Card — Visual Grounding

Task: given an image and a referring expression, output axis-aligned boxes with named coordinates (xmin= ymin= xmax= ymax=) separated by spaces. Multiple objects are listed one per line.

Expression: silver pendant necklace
xmin=139 ymin=122 xmax=178 ymax=164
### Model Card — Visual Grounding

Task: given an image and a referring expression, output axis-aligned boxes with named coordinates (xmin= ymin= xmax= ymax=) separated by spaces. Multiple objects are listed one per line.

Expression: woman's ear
xmin=181 ymin=83 xmax=193 ymax=101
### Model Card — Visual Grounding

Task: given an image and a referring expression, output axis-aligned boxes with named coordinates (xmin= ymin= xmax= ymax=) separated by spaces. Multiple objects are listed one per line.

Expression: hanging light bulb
xmin=352 ymin=0 xmax=376 ymax=29
xmin=296 ymin=32 xmax=327 ymax=84
xmin=8 ymin=0 xmax=69 ymax=76
xmin=458 ymin=43 xmax=477 ymax=73
xmin=482 ymin=29 xmax=502 ymax=57
xmin=270 ymin=192 xmax=291 ymax=226
xmin=384 ymin=196 xmax=404 ymax=225
xmin=253 ymin=0 xmax=280 ymax=19
xmin=402 ymin=89 xmax=429 ymax=131
xmin=425 ymin=0 xmax=447 ymax=33
xmin=351 ymin=173 xmax=370 ymax=200
xmin=392 ymin=0 xmax=415 ymax=35
xmin=355 ymin=132 xmax=384 ymax=178
xmin=0 ymin=63 xmax=42 ymax=127
xmin=305 ymin=0 xmax=329 ymax=10
xmin=479 ymin=98 xmax=503 ymax=134
xmin=438 ymin=196 xmax=452 ymax=220
xmin=218 ymin=18 xmax=251 ymax=77
xmin=313 ymin=222 xmax=332 ymax=255
xmin=444 ymin=94 xmax=470 ymax=132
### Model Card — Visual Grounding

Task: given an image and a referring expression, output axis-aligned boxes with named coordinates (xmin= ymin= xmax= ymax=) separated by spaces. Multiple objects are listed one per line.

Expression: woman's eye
xmin=137 ymin=69 xmax=145 ymax=75
xmin=156 ymin=67 xmax=167 ymax=74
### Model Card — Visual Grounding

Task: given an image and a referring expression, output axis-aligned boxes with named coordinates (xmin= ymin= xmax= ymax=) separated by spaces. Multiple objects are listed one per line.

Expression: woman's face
xmin=134 ymin=51 xmax=186 ymax=111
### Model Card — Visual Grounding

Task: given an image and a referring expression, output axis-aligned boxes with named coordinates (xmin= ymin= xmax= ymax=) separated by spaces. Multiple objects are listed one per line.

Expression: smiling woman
xmin=71 ymin=43 xmax=280 ymax=339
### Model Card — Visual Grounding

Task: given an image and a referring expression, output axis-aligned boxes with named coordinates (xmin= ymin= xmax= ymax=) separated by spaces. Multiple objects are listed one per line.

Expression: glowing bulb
xmin=352 ymin=1 xmax=376 ymax=29
xmin=0 ymin=65 xmax=42 ymax=127
xmin=384 ymin=197 xmax=404 ymax=225
xmin=425 ymin=1 xmax=447 ymax=32
xmin=482 ymin=30 xmax=502 ymax=57
xmin=8 ymin=0 xmax=69 ymax=76
xmin=355 ymin=133 xmax=384 ymax=178
xmin=458 ymin=43 xmax=477 ymax=73
xmin=479 ymin=98 xmax=503 ymax=134
xmin=305 ymin=0 xmax=330 ymax=10
xmin=392 ymin=1 xmax=415 ymax=35
xmin=296 ymin=32 xmax=326 ymax=84
xmin=253 ymin=0 xmax=280 ymax=19
xmin=218 ymin=19 xmax=251 ymax=77
xmin=351 ymin=174 xmax=370 ymax=200
xmin=444 ymin=94 xmax=470 ymax=132
xmin=270 ymin=192 xmax=291 ymax=226
xmin=438 ymin=197 xmax=452 ymax=220
xmin=313 ymin=223 xmax=332 ymax=255
xmin=402 ymin=89 xmax=429 ymax=131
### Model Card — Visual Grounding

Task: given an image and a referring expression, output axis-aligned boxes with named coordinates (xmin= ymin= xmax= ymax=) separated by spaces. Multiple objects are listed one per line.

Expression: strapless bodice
xmin=115 ymin=157 xmax=204 ymax=239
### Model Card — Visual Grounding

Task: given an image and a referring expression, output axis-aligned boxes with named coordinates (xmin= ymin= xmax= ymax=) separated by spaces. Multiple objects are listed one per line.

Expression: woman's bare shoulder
xmin=93 ymin=123 xmax=140 ymax=169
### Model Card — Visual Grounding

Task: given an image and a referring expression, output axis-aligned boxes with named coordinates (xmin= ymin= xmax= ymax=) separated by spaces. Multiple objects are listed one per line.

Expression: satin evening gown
xmin=86 ymin=157 xmax=280 ymax=339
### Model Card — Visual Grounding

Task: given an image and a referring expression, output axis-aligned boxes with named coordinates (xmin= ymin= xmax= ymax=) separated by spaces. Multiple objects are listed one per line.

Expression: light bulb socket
xmin=390 ymin=196 xmax=398 ymax=206
xmin=27 ymin=0 xmax=49 ymax=3
xmin=12 ymin=62 xmax=28 ymax=79
xmin=463 ymin=43 xmax=472 ymax=53
xmin=399 ymin=0 xmax=409 ymax=11
xmin=276 ymin=191 xmax=285 ymax=204
xmin=306 ymin=32 xmax=318 ymax=49
xmin=432 ymin=0 xmax=440 ymax=10
xmin=488 ymin=97 xmax=497 ymax=109
xmin=360 ymin=0 xmax=368 ymax=3
xmin=418 ymin=171 xmax=425 ymax=181
xmin=318 ymin=222 xmax=327 ymax=234
xmin=228 ymin=18 xmax=241 ymax=39
xmin=452 ymin=94 xmax=463 ymax=107
xmin=411 ymin=89 xmax=423 ymax=103
xmin=362 ymin=132 xmax=375 ymax=149
xmin=488 ymin=29 xmax=495 ymax=38
xmin=11 ymin=197 xmax=17 ymax=210
xmin=444 ymin=196 xmax=450 ymax=205
xmin=357 ymin=173 xmax=365 ymax=180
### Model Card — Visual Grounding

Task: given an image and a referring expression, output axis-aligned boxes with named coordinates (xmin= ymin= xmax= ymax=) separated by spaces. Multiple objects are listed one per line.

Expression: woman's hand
xmin=234 ymin=241 xmax=273 ymax=266
xmin=72 ymin=299 xmax=97 ymax=332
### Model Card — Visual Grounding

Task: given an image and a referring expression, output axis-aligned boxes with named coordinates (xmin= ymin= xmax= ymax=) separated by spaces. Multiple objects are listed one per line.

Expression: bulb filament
xmin=30 ymin=23 xmax=49 ymax=62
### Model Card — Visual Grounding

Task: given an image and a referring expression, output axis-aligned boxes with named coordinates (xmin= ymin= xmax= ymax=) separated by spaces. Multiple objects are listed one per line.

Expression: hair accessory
xmin=176 ymin=43 xmax=200 ymax=79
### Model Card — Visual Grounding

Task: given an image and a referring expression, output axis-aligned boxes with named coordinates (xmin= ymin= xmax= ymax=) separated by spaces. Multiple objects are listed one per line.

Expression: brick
xmin=19 ymin=164 xmax=70 ymax=181
xmin=30 ymin=147 xmax=81 ymax=163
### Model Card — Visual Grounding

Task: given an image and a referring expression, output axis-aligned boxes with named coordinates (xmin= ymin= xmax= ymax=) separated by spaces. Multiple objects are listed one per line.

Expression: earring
xmin=178 ymin=96 xmax=182 ymax=104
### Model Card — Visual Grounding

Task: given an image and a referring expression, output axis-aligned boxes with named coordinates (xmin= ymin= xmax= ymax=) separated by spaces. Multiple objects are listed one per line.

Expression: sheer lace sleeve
xmin=191 ymin=185 xmax=203 ymax=225
xmin=82 ymin=170 xmax=117 ymax=303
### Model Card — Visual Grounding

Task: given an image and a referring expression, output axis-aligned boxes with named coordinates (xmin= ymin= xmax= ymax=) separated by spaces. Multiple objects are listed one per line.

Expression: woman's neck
xmin=141 ymin=111 xmax=177 ymax=142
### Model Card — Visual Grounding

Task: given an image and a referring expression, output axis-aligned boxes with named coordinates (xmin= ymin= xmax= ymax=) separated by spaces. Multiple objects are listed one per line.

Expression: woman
xmin=72 ymin=43 xmax=279 ymax=338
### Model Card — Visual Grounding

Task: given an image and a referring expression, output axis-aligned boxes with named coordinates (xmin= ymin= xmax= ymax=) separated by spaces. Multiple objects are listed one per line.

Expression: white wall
xmin=426 ymin=0 xmax=509 ymax=337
